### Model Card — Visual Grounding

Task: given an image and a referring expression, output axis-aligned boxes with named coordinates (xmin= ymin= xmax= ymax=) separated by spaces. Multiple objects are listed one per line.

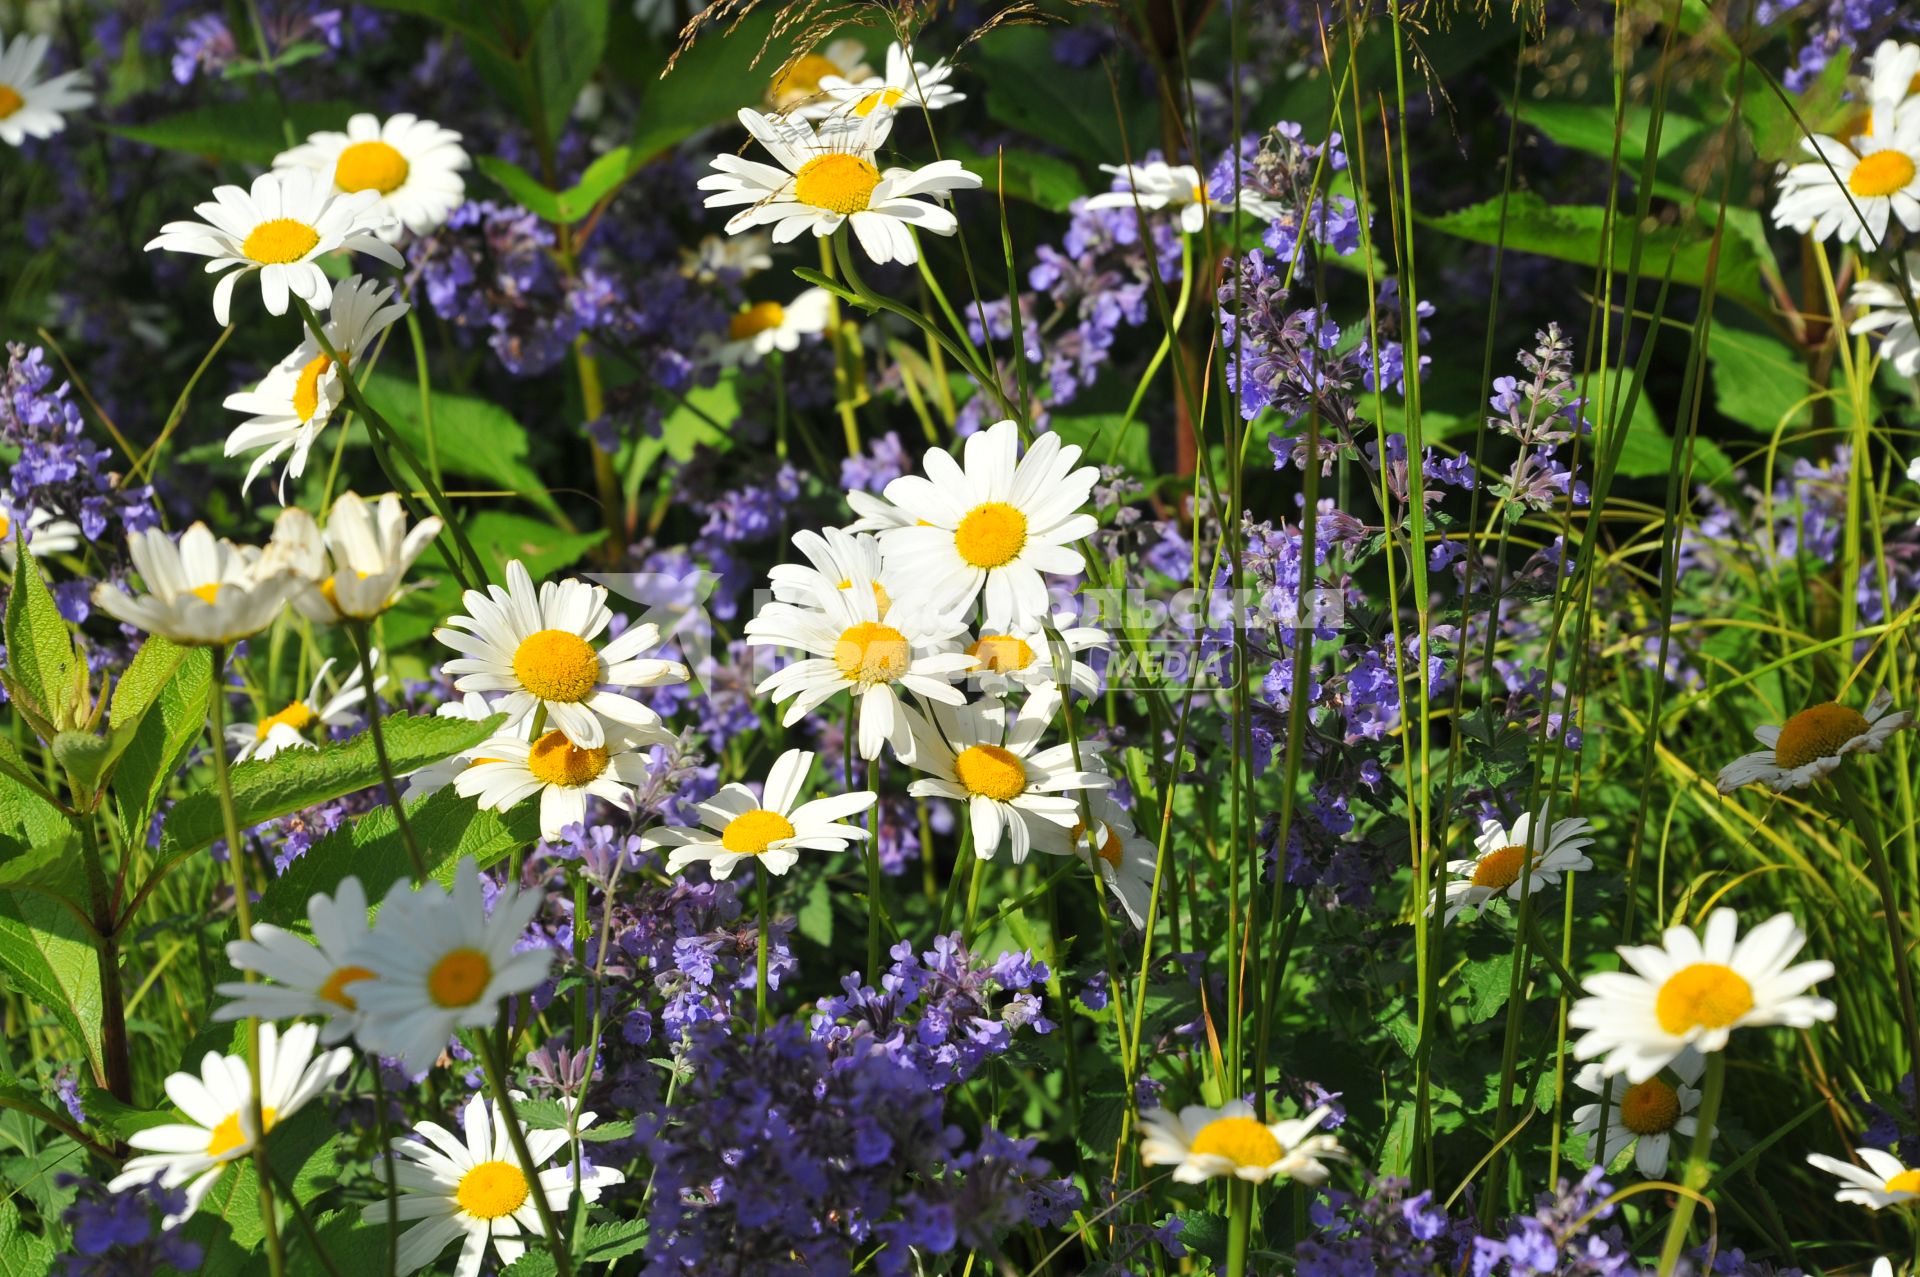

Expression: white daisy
xmin=352 ymin=858 xmax=553 ymax=1077
xmin=222 ymin=275 xmax=409 ymax=497
xmin=1808 ymin=1146 xmax=1920 ymax=1210
xmin=1434 ymin=809 xmax=1595 ymax=924
xmin=717 ymin=287 xmax=833 ymax=366
xmin=225 ymin=654 xmax=381 ymax=763
xmin=455 ymin=726 xmax=669 ymax=840
xmin=92 ymin=521 xmax=301 ymax=646
xmin=1852 ymin=251 xmax=1920 ymax=377
xmin=682 ymin=230 xmax=773 ymax=283
xmin=642 ymin=748 xmax=876 ymax=879
xmin=700 ymin=107 xmax=981 ymax=266
xmin=0 ymin=504 xmax=81 ymax=568
xmin=768 ymin=526 xmax=895 ymax=614
xmin=404 ymin=692 xmax=516 ymax=801
xmin=0 ymin=32 xmax=91 ymax=147
xmin=276 ymin=490 xmax=442 ymax=622
xmin=434 ymin=559 xmax=689 ymax=750
xmin=106 ymin=1021 xmax=353 ymax=1225
xmin=903 ymin=686 xmax=1110 ymax=863
xmin=1569 ymin=908 xmax=1837 ymax=1083
xmin=956 ymin=618 xmax=1107 ymax=699
xmin=873 ymin=419 xmax=1100 ymax=629
xmin=273 ymin=111 xmax=469 ymax=240
xmin=1084 ymin=160 xmax=1222 ymax=234
xmin=1139 ymin=1101 xmax=1344 ymax=1185
xmin=843 ymin=488 xmax=919 ymax=533
xmin=814 ymin=41 xmax=965 ymax=120
xmin=1860 ymin=39 xmax=1920 ymax=124
xmin=374 ymin=1092 xmax=623 ymax=1277
xmin=769 ymin=38 xmax=872 ymax=112
xmin=214 ymin=877 xmax=376 ymax=1043
xmin=744 ymin=578 xmax=973 ymax=761
xmin=1714 ymin=689 xmax=1912 ymax=793
xmin=1772 ymin=114 xmax=1920 ymax=251
xmin=1570 ymin=1048 xmax=1709 ymax=1178
xmin=1037 ymin=788 xmax=1159 ymax=929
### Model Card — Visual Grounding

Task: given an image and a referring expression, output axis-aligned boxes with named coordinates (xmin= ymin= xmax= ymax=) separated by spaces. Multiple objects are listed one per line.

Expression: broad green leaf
xmin=466 ymin=512 xmax=606 ymax=585
xmin=158 ymin=712 xmax=504 ymax=860
xmin=111 ymin=647 xmax=212 ymax=851
xmin=108 ymin=100 xmax=359 ymax=166
xmin=0 ymin=1197 xmax=56 ymax=1277
xmin=1050 ymin=413 xmax=1153 ymax=479
xmin=4 ymin=546 xmax=76 ymax=732
xmin=109 ymin=635 xmax=191 ymax=731
xmin=978 ymin=26 xmax=1150 ymax=168
xmin=514 ymin=1097 xmax=634 ymax=1142
xmin=578 ymin=1219 xmax=649 ymax=1261
xmin=474 ymin=154 xmax=564 ymax=222
xmin=288 ymin=1212 xmax=393 ymax=1277
xmin=1517 ymin=100 xmax=1706 ymax=198
xmin=361 ymin=371 xmax=566 ymax=521
xmin=0 ymin=824 xmax=100 ymax=1077
xmin=1708 ymin=325 xmax=1817 ymax=435
xmin=951 ymin=145 xmax=1086 ymax=213
xmin=1583 ymin=366 xmax=1734 ymax=484
xmin=1741 ymin=50 xmax=1853 ymax=164
xmin=528 ymin=0 xmax=609 ymax=149
xmin=356 ymin=0 xmax=514 ymax=48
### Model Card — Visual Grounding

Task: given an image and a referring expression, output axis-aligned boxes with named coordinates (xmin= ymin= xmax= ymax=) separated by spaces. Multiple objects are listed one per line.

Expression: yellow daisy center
xmin=968 ymin=634 xmax=1036 ymax=674
xmin=0 ymin=514 xmax=13 ymax=539
xmin=835 ymin=577 xmax=892 ymax=615
xmin=954 ymin=502 xmax=1028 ymax=569
xmin=427 ymin=946 xmax=493 ymax=1008
xmin=256 ymin=700 xmax=316 ymax=741
xmin=0 ymin=86 xmax=22 ymax=119
xmin=526 ymin=729 xmax=610 ymax=788
xmin=318 ymin=569 xmax=373 ymax=615
xmin=1850 ymin=150 xmax=1918 ymax=199
xmin=334 ymin=139 xmax=410 ymax=195
xmin=854 ymin=86 xmax=907 ymax=117
xmin=190 ymin=583 xmax=223 ymax=605
xmin=1773 ymin=702 xmax=1870 ymax=770
xmin=1190 ymin=183 xmax=1209 ymax=205
xmin=721 ymin=808 xmax=798 ymax=855
xmin=794 ymin=153 xmax=881 ymax=215
xmin=772 ymin=53 xmax=841 ymax=101
xmin=206 ymin=1106 xmax=277 ymax=1158
xmin=242 ymin=217 xmax=322 ymax=265
xmin=512 ymin=628 xmax=601 ymax=703
xmin=833 ymin=621 xmax=910 ymax=684
xmin=1188 ymin=1115 xmax=1282 ymax=1168
xmin=953 ymin=743 xmax=1027 ymax=802
xmin=317 ymin=963 xmax=375 ymax=1010
xmin=292 ymin=351 xmax=337 ymax=423
xmin=1654 ymin=963 xmax=1754 ymax=1036
xmin=1470 ymin=845 xmax=1533 ymax=891
xmin=1886 ymin=1169 xmax=1920 ymax=1194
xmin=456 ymin=1160 xmax=530 ymax=1220
xmin=729 ymin=301 xmax=786 ymax=341
xmin=1618 ymin=1077 xmax=1681 ymax=1135
xmin=1096 ymin=825 xmax=1123 ymax=867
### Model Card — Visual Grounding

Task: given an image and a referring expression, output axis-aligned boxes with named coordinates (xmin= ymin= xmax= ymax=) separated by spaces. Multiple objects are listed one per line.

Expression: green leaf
xmin=50 ymin=733 xmax=112 ymax=799
xmin=1581 ymin=366 xmax=1731 ymax=484
xmin=1455 ymin=951 xmax=1515 ymax=1023
xmin=158 ymin=712 xmax=504 ymax=861
xmin=578 ymin=1218 xmax=649 ymax=1261
xmin=0 ymin=856 xmax=100 ymax=1078
xmin=1708 ymin=325 xmax=1817 ymax=435
xmin=110 ymin=646 xmax=211 ymax=851
xmin=107 ymin=100 xmax=360 ymax=166
xmin=474 ymin=154 xmax=563 ymax=222
xmin=515 ymin=1098 xmax=635 ymax=1142
xmin=0 ymin=1198 xmax=56 ymax=1277
xmin=502 ymin=1253 xmax=558 ymax=1277
xmin=357 ymin=0 xmax=514 ymax=48
xmin=528 ymin=0 xmax=609 ymax=149
xmin=5 ymin=546 xmax=76 ymax=732
xmin=1516 ymin=100 xmax=1705 ymax=198
xmin=1050 ymin=413 xmax=1153 ymax=478
xmin=361 ymin=371 xmax=566 ymax=521
xmin=466 ymin=512 xmax=606 ymax=584
xmin=108 ymin=635 xmax=190 ymax=733
xmin=179 ymin=1107 xmax=334 ymax=1253
xmin=1741 ymin=50 xmax=1853 ymax=164
xmin=796 ymin=877 xmax=833 ymax=948
xmin=977 ymin=26 xmax=1150 ymax=168
xmin=951 ymin=145 xmax=1086 ymax=213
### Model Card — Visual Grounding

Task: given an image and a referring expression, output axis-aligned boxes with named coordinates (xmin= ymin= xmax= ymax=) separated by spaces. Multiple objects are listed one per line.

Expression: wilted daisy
xmin=92 ymin=521 xmax=301 ymax=646
xmin=768 ymin=526 xmax=894 ymax=613
xmin=904 ymin=687 xmax=1110 ymax=862
xmin=225 ymin=655 xmax=379 ymax=763
xmin=874 ymin=419 xmax=1100 ymax=629
xmin=278 ymin=491 xmax=442 ymax=622
xmin=1851 ymin=251 xmax=1920 ymax=377
xmin=1139 ymin=1102 xmax=1344 ymax=1185
xmin=1040 ymin=789 xmax=1158 ymax=928
xmin=107 ymin=1022 xmax=353 ymax=1224
xmin=1714 ymin=689 xmax=1912 ymax=793
xmin=769 ymin=38 xmax=871 ymax=111
xmin=1570 ymin=1049 xmax=1709 ymax=1178
xmin=0 ymin=32 xmax=92 ymax=147
xmin=456 ymin=726 xmax=669 ymax=840
xmin=700 ymin=107 xmax=981 ymax=266
xmin=375 ymin=1092 xmax=623 ymax=1277
xmin=958 ymin=618 xmax=1107 ymax=699
xmin=1569 ymin=908 xmax=1836 ymax=1083
xmin=717 ymin=288 xmax=833 ymax=366
xmin=435 ymin=560 xmax=689 ymax=749
xmin=1435 ymin=809 xmax=1595 ymax=924
xmin=222 ymin=276 xmax=409 ymax=496
xmin=1808 ymin=1146 xmax=1920 ymax=1210
xmin=353 ymin=858 xmax=553 ymax=1076
xmin=403 ymin=692 xmax=512 ymax=801
xmin=815 ymin=41 xmax=965 ymax=119
xmin=642 ymin=748 xmax=876 ymax=879
xmin=746 ymin=578 xmax=973 ymax=760
xmin=0 ymin=504 xmax=81 ymax=568
xmin=214 ymin=877 xmax=376 ymax=1043
xmin=145 ymin=169 xmax=403 ymax=325
xmin=273 ymin=111 xmax=469 ymax=240
xmin=1771 ymin=114 xmax=1920 ymax=251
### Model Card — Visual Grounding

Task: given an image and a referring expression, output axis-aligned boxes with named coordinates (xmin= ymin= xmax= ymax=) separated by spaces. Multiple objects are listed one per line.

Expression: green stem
xmin=1657 ymin=1051 xmax=1726 ymax=1275
xmin=1835 ymin=767 xmax=1920 ymax=1079
xmin=371 ymin=1058 xmax=400 ymax=1277
xmin=405 ymin=309 xmax=441 ymax=490
xmin=865 ymin=754 xmax=883 ymax=981
xmin=350 ymin=625 xmax=429 ymax=881
xmin=817 ymin=237 xmax=863 ymax=456
xmin=475 ymin=1032 xmax=575 ymax=1277
xmin=1226 ymin=1179 xmax=1253 ymax=1277
xmin=756 ymin=867 xmax=771 ymax=1031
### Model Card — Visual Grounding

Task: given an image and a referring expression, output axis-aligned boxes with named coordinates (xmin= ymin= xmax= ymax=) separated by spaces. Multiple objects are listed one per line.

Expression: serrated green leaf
xmin=0 ymin=1197 xmax=56 ymax=1277
xmin=5 ymin=546 xmax=75 ymax=733
xmin=797 ymin=877 xmax=833 ymax=948
xmin=514 ymin=1097 xmax=635 ymax=1142
xmin=1708 ymin=325 xmax=1817 ymax=436
xmin=1456 ymin=951 xmax=1516 ymax=1024
xmin=109 ymin=635 xmax=190 ymax=731
xmin=0 ymin=778 xmax=96 ymax=1076
xmin=111 ymin=646 xmax=211 ymax=851
xmin=578 ymin=1218 xmax=648 ymax=1260
xmin=287 ymin=1212 xmax=392 ymax=1277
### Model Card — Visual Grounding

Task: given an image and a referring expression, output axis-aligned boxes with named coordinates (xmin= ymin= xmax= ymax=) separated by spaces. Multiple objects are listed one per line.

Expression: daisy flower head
xmin=875 ymin=419 xmax=1100 ymax=629
xmin=700 ymin=106 xmax=981 ymax=266
xmin=214 ymin=877 xmax=376 ymax=1042
xmin=0 ymin=32 xmax=93 ymax=147
xmin=768 ymin=38 xmax=872 ymax=112
xmin=683 ymin=230 xmax=773 ymax=283
xmin=1809 ymin=1146 xmax=1920 ymax=1210
xmin=904 ymin=685 xmax=1110 ymax=863
xmin=1570 ymin=1048 xmax=1709 ymax=1178
xmin=1861 ymin=40 xmax=1920 ymax=122
xmin=352 ymin=857 xmax=553 ymax=1076
xmin=958 ymin=617 xmax=1107 ymax=700
xmin=434 ymin=559 xmax=689 ymax=749
xmin=717 ymin=287 xmax=833 ymax=366
xmin=744 ymin=578 xmax=974 ymax=761
xmin=92 ymin=521 xmax=301 ymax=646
xmin=373 ymin=1091 xmax=623 ymax=1277
xmin=1084 ymin=160 xmax=1219 ymax=234
xmin=455 ymin=724 xmax=670 ymax=840
xmin=1139 ymin=1101 xmax=1345 ymax=1185
xmin=1771 ymin=113 xmax=1920 ymax=251
xmin=0 ymin=504 xmax=81 ymax=569
xmin=107 ymin=1021 xmax=353 ymax=1225
xmin=1435 ymin=808 xmax=1595 ymax=924
xmin=223 ymin=275 xmax=409 ymax=497
xmin=1714 ymin=688 xmax=1912 ymax=793
xmin=1569 ymin=908 xmax=1836 ymax=1083
xmin=815 ymin=41 xmax=966 ymax=120
xmin=225 ymin=654 xmax=380 ymax=763
xmin=1851 ymin=250 xmax=1920 ymax=378
xmin=145 ymin=168 xmax=404 ymax=325
xmin=1038 ymin=788 xmax=1158 ymax=929
xmin=768 ymin=526 xmax=895 ymax=614
xmin=282 ymin=490 xmax=442 ymax=622
xmin=642 ymin=748 xmax=877 ymax=880
xmin=273 ymin=111 xmax=469 ymax=240
xmin=404 ymin=692 xmax=516 ymax=801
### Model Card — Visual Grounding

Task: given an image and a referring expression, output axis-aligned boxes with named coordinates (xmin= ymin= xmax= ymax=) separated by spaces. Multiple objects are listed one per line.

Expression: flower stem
xmin=755 ymin=865 xmax=772 ymax=1031
xmin=370 ymin=1058 xmax=400 ymax=1277
xmin=1835 ymin=768 xmax=1920 ymax=1081
xmin=475 ymin=1031 xmax=575 ymax=1277
xmin=1656 ymin=1050 xmax=1725 ymax=1276
xmin=1225 ymin=1179 xmax=1253 ymax=1277
xmin=348 ymin=624 xmax=429 ymax=882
